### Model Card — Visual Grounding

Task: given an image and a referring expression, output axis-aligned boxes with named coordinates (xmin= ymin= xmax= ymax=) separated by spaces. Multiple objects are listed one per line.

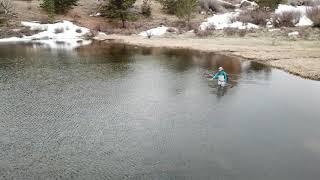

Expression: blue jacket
xmin=213 ymin=70 xmax=228 ymax=82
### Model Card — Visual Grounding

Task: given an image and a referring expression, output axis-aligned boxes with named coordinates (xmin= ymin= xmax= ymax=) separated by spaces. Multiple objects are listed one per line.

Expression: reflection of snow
xmin=0 ymin=21 xmax=92 ymax=49
xmin=139 ymin=26 xmax=169 ymax=37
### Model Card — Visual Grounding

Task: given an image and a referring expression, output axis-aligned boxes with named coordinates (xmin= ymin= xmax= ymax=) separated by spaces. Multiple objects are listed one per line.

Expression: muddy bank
xmin=94 ymin=33 xmax=320 ymax=80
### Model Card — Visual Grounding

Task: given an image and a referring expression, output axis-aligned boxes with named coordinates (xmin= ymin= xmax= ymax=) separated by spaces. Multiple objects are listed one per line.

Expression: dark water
xmin=1 ymin=43 xmax=320 ymax=180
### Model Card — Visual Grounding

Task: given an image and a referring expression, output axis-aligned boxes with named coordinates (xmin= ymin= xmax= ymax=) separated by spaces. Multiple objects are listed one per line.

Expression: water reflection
xmin=0 ymin=42 xmax=273 ymax=100
xmin=2 ymin=43 xmax=318 ymax=180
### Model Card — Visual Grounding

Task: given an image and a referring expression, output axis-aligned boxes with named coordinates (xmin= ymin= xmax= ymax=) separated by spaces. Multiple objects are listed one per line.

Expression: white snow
xmin=200 ymin=12 xmax=237 ymax=30
xmin=229 ymin=21 xmax=259 ymax=29
xmin=275 ymin=4 xmax=308 ymax=15
xmin=217 ymin=0 xmax=234 ymax=6
xmin=268 ymin=28 xmax=281 ymax=32
xmin=139 ymin=26 xmax=169 ymax=37
xmin=200 ymin=12 xmax=259 ymax=30
xmin=199 ymin=4 xmax=318 ymax=30
xmin=266 ymin=19 xmax=273 ymax=28
xmin=240 ymin=0 xmax=259 ymax=9
xmin=21 ymin=21 xmax=48 ymax=31
xmin=90 ymin=12 xmax=101 ymax=17
xmin=296 ymin=15 xmax=314 ymax=26
xmin=275 ymin=4 xmax=318 ymax=27
xmin=288 ymin=31 xmax=299 ymax=36
xmin=93 ymin=32 xmax=108 ymax=41
xmin=0 ymin=21 xmax=92 ymax=49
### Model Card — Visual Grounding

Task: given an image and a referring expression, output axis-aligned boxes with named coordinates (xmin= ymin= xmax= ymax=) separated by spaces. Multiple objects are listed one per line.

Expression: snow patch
xmin=275 ymin=4 xmax=318 ymax=27
xmin=275 ymin=4 xmax=309 ymax=15
xmin=139 ymin=26 xmax=169 ymax=37
xmin=200 ymin=12 xmax=259 ymax=30
xmin=240 ymin=0 xmax=259 ymax=9
xmin=90 ymin=12 xmax=102 ymax=17
xmin=288 ymin=31 xmax=299 ymax=36
xmin=0 ymin=21 xmax=92 ymax=49
xmin=296 ymin=15 xmax=314 ymax=26
xmin=268 ymin=28 xmax=281 ymax=32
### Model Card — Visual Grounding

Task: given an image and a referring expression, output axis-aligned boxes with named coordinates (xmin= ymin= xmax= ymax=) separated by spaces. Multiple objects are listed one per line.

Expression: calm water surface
xmin=1 ymin=43 xmax=320 ymax=180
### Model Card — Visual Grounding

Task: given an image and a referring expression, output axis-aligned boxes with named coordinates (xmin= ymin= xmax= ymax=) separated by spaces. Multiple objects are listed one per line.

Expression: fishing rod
xmin=203 ymin=71 xmax=241 ymax=77
xmin=204 ymin=72 xmax=268 ymax=86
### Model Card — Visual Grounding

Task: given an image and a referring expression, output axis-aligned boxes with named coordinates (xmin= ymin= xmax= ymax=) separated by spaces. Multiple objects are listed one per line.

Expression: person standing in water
xmin=213 ymin=67 xmax=228 ymax=87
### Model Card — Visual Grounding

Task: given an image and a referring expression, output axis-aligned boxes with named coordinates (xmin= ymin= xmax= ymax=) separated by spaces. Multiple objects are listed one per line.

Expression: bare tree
xmin=0 ymin=0 xmax=15 ymax=17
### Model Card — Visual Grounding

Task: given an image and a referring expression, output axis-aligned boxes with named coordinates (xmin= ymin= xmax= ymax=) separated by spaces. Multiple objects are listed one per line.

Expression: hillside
xmin=1 ymin=0 xmax=320 ymax=79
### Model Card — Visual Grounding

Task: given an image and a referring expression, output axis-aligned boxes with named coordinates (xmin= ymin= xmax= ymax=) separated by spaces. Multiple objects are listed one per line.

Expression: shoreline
xmin=95 ymin=34 xmax=320 ymax=80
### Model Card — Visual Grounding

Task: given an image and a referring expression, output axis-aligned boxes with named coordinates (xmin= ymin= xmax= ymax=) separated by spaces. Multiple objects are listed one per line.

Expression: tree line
xmin=1 ymin=0 xmax=289 ymax=27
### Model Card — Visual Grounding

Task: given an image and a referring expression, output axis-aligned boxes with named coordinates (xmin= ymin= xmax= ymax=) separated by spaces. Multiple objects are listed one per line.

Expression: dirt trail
xmin=96 ymin=34 xmax=320 ymax=80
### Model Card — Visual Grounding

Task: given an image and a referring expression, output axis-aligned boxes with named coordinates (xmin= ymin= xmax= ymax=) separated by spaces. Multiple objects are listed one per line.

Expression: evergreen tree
xmin=41 ymin=0 xmax=79 ymax=14
xmin=104 ymin=0 xmax=136 ymax=28
xmin=41 ymin=0 xmax=55 ymax=22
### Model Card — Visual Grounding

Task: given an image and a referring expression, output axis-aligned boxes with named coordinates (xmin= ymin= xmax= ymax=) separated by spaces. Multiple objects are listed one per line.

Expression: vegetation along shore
xmin=1 ymin=0 xmax=320 ymax=79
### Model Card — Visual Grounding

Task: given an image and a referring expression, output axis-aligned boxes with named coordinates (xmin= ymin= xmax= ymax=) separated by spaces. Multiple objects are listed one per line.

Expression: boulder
xmin=199 ymin=0 xmax=236 ymax=13
xmin=240 ymin=0 xmax=259 ymax=9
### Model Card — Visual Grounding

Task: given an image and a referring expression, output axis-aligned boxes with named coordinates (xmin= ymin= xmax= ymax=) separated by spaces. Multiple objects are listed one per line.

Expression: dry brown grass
xmin=195 ymin=29 xmax=214 ymax=37
xmin=273 ymin=11 xmax=301 ymax=27
xmin=223 ymin=28 xmax=250 ymax=37
xmin=307 ymin=6 xmax=320 ymax=27
xmin=303 ymin=0 xmax=320 ymax=6
xmin=236 ymin=9 xmax=271 ymax=26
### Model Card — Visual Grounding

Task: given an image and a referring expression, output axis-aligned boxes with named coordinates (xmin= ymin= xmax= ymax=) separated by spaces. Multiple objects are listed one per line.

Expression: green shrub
xmin=104 ymin=0 xmax=137 ymax=28
xmin=141 ymin=0 xmax=151 ymax=17
xmin=255 ymin=0 xmax=287 ymax=10
xmin=41 ymin=0 xmax=79 ymax=14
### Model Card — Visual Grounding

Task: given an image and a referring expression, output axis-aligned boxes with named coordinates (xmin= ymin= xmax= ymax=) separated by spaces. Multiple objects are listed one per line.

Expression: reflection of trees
xmin=77 ymin=42 xmax=136 ymax=63
xmin=156 ymin=48 xmax=197 ymax=73
xmin=246 ymin=61 xmax=271 ymax=73
xmin=243 ymin=61 xmax=271 ymax=80
xmin=76 ymin=42 xmax=143 ymax=78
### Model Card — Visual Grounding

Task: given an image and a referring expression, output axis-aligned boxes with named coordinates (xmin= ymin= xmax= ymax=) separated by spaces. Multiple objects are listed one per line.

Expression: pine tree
xmin=41 ymin=0 xmax=78 ymax=14
xmin=41 ymin=0 xmax=55 ymax=22
xmin=104 ymin=0 xmax=136 ymax=28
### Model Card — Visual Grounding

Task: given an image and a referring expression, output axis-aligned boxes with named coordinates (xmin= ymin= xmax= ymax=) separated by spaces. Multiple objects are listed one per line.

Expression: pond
xmin=1 ymin=42 xmax=320 ymax=180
